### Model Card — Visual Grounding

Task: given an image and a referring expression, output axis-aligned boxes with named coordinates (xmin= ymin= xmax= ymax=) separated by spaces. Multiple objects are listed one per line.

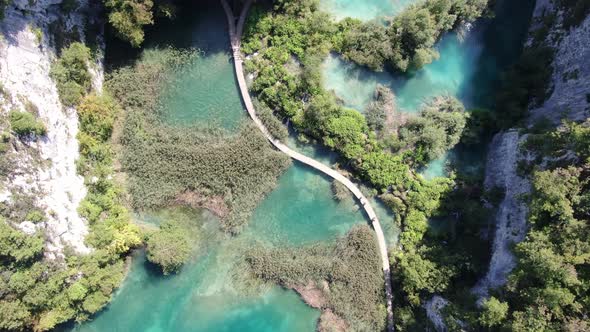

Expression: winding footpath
xmin=220 ymin=1 xmax=394 ymax=330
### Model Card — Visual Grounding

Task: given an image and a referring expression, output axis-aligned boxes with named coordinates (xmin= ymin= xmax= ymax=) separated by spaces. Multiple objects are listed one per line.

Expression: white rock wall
xmin=0 ymin=0 xmax=103 ymax=259
xmin=528 ymin=0 xmax=590 ymax=125
xmin=473 ymin=130 xmax=531 ymax=298
xmin=476 ymin=1 xmax=590 ymax=299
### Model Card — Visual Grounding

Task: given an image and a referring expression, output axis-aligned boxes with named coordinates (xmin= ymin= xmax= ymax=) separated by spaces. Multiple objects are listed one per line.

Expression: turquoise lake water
xmin=71 ymin=0 xmax=535 ymax=330
xmin=72 ymin=3 xmax=379 ymax=331
xmin=323 ymin=0 xmax=536 ymax=177
xmin=320 ymin=0 xmax=414 ymax=21
xmin=146 ymin=2 xmax=245 ymax=129
xmin=323 ymin=33 xmax=481 ymax=115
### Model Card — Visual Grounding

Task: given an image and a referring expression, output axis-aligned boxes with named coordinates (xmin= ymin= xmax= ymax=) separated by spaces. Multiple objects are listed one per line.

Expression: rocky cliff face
xmin=474 ymin=131 xmax=531 ymax=298
xmin=0 ymin=0 xmax=103 ymax=259
xmin=528 ymin=0 xmax=590 ymax=125
xmin=477 ymin=0 xmax=590 ymax=298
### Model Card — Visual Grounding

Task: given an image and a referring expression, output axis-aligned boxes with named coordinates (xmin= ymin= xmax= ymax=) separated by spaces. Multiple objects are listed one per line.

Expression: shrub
xmin=0 ymin=219 xmax=44 ymax=266
xmin=25 ymin=210 xmax=46 ymax=223
xmin=479 ymin=297 xmax=508 ymax=327
xmin=50 ymin=42 xmax=92 ymax=107
xmin=104 ymin=0 xmax=154 ymax=47
xmin=77 ymin=94 xmax=118 ymax=142
xmin=146 ymin=220 xmax=193 ymax=275
xmin=9 ymin=111 xmax=46 ymax=137
xmin=0 ymin=132 xmax=11 ymax=153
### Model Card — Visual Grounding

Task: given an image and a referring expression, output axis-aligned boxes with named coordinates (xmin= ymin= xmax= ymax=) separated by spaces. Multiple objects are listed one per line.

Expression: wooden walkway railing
xmin=220 ymin=1 xmax=394 ymax=330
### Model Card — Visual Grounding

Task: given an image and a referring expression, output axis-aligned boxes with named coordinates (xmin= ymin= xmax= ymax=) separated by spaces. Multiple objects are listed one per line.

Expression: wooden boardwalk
xmin=220 ymin=1 xmax=394 ymax=330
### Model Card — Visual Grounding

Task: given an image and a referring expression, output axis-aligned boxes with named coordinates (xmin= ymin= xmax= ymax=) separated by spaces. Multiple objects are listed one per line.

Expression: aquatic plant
xmin=107 ymin=48 xmax=291 ymax=234
xmin=246 ymin=225 xmax=387 ymax=331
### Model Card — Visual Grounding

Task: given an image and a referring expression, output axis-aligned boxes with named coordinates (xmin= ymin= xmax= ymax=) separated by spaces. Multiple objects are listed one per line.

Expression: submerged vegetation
xmin=107 ymin=48 xmax=290 ymax=234
xmin=247 ymin=225 xmax=386 ymax=331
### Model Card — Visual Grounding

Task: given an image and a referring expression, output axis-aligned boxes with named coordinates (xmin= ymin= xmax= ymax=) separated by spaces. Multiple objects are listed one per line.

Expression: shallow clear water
xmin=70 ymin=208 xmax=321 ymax=332
xmin=320 ymin=0 xmax=414 ymax=21
xmin=323 ymin=33 xmax=481 ymax=178
xmin=323 ymin=33 xmax=482 ymax=114
xmin=323 ymin=0 xmax=535 ymax=178
xmin=159 ymin=52 xmax=244 ymax=129
xmin=148 ymin=2 xmax=245 ymax=129
xmin=71 ymin=157 xmax=371 ymax=331
xmin=72 ymin=3 xmax=389 ymax=331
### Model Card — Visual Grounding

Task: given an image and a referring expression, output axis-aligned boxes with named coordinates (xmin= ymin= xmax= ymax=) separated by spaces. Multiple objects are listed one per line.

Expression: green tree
xmin=50 ymin=42 xmax=92 ymax=107
xmin=399 ymin=96 xmax=467 ymax=164
xmin=146 ymin=221 xmax=193 ymax=275
xmin=104 ymin=0 xmax=154 ymax=47
xmin=0 ymin=300 xmax=31 ymax=331
xmin=0 ymin=220 xmax=43 ymax=266
xmin=358 ymin=151 xmax=409 ymax=191
xmin=479 ymin=297 xmax=508 ymax=328
xmin=324 ymin=108 xmax=370 ymax=160
xmin=397 ymin=250 xmax=455 ymax=306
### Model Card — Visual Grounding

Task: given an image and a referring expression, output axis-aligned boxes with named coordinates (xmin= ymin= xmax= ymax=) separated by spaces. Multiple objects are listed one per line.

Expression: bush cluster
xmin=50 ymin=42 xmax=92 ymax=107
xmin=8 ymin=110 xmax=46 ymax=137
